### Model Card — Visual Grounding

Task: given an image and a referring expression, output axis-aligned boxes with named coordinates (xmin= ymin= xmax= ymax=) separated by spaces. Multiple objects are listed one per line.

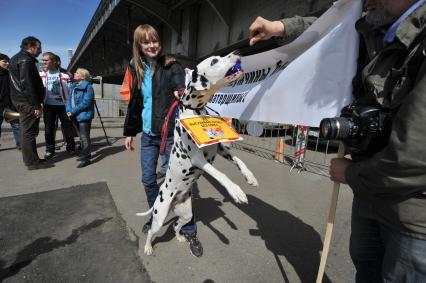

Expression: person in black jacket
xmin=0 ymin=53 xmax=20 ymax=150
xmin=9 ymin=36 xmax=53 ymax=170
xmin=123 ymin=24 xmax=203 ymax=257
xmin=249 ymin=0 xmax=426 ymax=281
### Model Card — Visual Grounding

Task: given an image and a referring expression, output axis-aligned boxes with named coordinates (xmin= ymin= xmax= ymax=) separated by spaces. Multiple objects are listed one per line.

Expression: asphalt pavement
xmin=0 ymin=126 xmax=355 ymax=283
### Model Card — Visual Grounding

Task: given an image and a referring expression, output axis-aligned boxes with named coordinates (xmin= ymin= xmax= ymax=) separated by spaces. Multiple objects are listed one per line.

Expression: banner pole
xmin=316 ymin=142 xmax=345 ymax=283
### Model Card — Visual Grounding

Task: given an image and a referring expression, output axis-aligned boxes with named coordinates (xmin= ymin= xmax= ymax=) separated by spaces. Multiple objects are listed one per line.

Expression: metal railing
xmin=111 ymin=101 xmax=335 ymax=176
xmin=94 ymin=98 xmax=127 ymax=118
xmin=230 ymin=120 xmax=337 ymax=177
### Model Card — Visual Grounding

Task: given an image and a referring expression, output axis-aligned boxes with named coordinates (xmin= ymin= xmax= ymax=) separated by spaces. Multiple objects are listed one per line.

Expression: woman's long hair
xmin=132 ymin=24 xmax=161 ymax=88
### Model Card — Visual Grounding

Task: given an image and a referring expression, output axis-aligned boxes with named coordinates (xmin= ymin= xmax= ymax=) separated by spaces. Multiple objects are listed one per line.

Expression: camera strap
xmin=402 ymin=31 xmax=426 ymax=83
xmin=389 ymin=29 xmax=426 ymax=109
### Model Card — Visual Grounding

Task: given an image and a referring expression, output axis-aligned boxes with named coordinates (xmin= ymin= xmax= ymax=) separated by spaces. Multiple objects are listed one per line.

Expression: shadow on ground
xmin=151 ymin=183 xmax=237 ymax=247
xmin=203 ymin=174 xmax=332 ymax=283
xmin=0 ymin=182 xmax=151 ymax=283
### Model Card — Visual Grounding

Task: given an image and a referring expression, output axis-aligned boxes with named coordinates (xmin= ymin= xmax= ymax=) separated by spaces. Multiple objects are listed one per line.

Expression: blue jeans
xmin=74 ymin=120 xmax=91 ymax=161
xmin=10 ymin=121 xmax=20 ymax=149
xmin=350 ymin=198 xmax=426 ymax=283
xmin=43 ymin=105 xmax=75 ymax=153
xmin=140 ymin=132 xmax=196 ymax=235
xmin=0 ymin=116 xmax=20 ymax=149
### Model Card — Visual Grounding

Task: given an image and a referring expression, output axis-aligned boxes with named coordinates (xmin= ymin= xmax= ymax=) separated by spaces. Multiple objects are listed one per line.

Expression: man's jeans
xmin=43 ymin=105 xmax=75 ymax=153
xmin=140 ymin=132 xmax=196 ymax=236
xmin=0 ymin=116 xmax=20 ymax=149
xmin=350 ymin=198 xmax=426 ymax=283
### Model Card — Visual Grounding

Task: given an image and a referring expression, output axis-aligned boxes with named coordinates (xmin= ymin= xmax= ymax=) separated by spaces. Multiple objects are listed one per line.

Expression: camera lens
xmin=319 ymin=117 xmax=352 ymax=140
xmin=320 ymin=119 xmax=333 ymax=139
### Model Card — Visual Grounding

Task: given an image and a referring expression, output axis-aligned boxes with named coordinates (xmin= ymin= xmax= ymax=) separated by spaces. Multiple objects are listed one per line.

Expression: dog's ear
xmin=191 ymin=68 xmax=211 ymax=91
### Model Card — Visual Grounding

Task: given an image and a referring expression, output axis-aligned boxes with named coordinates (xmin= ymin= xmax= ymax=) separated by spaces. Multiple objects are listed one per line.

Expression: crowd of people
xmin=0 ymin=36 xmax=95 ymax=169
xmin=0 ymin=0 xmax=425 ymax=280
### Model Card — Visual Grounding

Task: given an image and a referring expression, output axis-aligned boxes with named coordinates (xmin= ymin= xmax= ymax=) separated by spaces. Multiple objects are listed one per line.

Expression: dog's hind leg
xmin=218 ymin=144 xmax=258 ymax=186
xmin=144 ymin=229 xmax=155 ymax=255
xmin=144 ymin=196 xmax=173 ymax=255
xmin=172 ymin=194 xmax=193 ymax=242
xmin=192 ymin=156 xmax=248 ymax=204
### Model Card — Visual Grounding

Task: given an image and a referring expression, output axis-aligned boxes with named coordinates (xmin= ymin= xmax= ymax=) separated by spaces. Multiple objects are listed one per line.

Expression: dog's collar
xmin=179 ymin=103 xmax=221 ymax=117
xmin=180 ymin=103 xmax=205 ymax=111
xmin=205 ymin=105 xmax=220 ymax=116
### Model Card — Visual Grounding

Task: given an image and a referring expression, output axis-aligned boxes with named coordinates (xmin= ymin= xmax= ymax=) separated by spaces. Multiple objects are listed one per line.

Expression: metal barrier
xmin=94 ymin=98 xmax=127 ymax=118
xmin=111 ymin=102 xmax=335 ymax=176
xmin=230 ymin=119 xmax=338 ymax=177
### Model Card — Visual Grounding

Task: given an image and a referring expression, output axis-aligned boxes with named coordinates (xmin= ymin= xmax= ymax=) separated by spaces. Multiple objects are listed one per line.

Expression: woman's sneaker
xmin=77 ymin=160 xmax=91 ymax=168
xmin=184 ymin=234 xmax=203 ymax=257
xmin=44 ymin=151 xmax=55 ymax=159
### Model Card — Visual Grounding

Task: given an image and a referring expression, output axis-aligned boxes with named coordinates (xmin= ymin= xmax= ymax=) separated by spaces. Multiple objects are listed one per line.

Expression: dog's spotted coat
xmin=137 ymin=51 xmax=258 ymax=256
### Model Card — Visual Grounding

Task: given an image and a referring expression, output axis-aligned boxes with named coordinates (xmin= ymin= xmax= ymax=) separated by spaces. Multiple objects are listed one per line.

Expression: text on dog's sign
xmin=179 ymin=116 xmax=242 ymax=148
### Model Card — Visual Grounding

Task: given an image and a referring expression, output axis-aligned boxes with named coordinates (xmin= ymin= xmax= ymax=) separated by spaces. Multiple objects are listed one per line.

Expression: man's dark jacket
xmin=8 ymin=49 xmax=44 ymax=109
xmin=123 ymin=55 xmax=185 ymax=137
xmin=283 ymin=2 xmax=426 ymax=239
xmin=346 ymin=4 xmax=426 ymax=240
xmin=0 ymin=68 xmax=16 ymax=115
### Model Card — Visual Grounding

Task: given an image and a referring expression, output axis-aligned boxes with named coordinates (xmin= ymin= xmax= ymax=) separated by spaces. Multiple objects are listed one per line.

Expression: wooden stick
xmin=316 ymin=142 xmax=345 ymax=283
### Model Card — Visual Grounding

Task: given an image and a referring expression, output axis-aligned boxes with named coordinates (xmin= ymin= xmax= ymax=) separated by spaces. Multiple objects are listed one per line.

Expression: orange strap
xmin=120 ymin=67 xmax=133 ymax=103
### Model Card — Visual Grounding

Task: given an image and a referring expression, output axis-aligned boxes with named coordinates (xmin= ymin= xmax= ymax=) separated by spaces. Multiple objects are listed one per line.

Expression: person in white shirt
xmin=40 ymin=52 xmax=75 ymax=158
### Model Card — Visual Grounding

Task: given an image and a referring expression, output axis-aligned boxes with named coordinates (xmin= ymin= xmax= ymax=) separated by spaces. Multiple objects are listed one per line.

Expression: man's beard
xmin=365 ymin=10 xmax=393 ymax=27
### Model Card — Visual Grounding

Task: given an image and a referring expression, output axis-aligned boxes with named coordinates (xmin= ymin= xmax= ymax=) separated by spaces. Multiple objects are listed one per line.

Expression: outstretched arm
xmin=249 ymin=16 xmax=285 ymax=46
xmin=249 ymin=15 xmax=317 ymax=46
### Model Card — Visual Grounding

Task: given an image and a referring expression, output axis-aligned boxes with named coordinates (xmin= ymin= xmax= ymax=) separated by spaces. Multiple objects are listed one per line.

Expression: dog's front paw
xmin=246 ymin=174 xmax=259 ymax=187
xmin=228 ymin=184 xmax=248 ymax=204
xmin=144 ymin=245 xmax=154 ymax=255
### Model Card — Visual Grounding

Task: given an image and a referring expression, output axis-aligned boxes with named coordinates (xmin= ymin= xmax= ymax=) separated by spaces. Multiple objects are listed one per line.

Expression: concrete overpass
xmin=69 ymin=0 xmax=333 ymax=85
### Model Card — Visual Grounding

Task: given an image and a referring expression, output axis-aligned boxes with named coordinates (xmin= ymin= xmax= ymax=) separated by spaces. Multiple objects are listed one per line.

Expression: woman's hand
xmin=174 ymin=90 xmax=180 ymax=99
xmin=173 ymin=88 xmax=186 ymax=100
xmin=67 ymin=112 xmax=73 ymax=117
xmin=125 ymin=136 xmax=134 ymax=151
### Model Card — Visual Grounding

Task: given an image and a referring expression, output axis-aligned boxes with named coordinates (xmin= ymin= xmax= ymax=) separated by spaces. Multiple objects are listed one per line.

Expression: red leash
xmin=160 ymin=88 xmax=185 ymax=155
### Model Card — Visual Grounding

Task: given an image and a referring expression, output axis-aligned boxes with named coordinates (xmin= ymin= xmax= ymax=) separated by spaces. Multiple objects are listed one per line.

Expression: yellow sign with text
xmin=179 ymin=116 xmax=242 ymax=148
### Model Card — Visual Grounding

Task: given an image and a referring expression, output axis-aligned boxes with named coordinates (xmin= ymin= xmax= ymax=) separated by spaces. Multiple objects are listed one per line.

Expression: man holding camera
xmin=249 ymin=0 xmax=426 ymax=281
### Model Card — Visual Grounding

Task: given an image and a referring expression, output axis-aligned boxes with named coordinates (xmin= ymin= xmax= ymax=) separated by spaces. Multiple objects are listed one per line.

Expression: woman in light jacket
xmin=66 ymin=68 xmax=94 ymax=168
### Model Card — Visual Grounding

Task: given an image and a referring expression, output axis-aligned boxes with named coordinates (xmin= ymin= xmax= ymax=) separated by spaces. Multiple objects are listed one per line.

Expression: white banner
xmin=207 ymin=0 xmax=362 ymax=127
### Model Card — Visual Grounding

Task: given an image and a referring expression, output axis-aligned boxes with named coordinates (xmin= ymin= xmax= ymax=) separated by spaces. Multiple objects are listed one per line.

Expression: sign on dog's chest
xmin=179 ymin=116 xmax=242 ymax=148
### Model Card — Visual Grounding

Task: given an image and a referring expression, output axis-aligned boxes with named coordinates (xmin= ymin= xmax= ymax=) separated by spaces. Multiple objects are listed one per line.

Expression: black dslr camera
xmin=319 ymin=104 xmax=391 ymax=156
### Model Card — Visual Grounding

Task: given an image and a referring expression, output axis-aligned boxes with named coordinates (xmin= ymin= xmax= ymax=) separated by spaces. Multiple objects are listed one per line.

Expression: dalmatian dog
xmin=137 ymin=51 xmax=258 ymax=255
